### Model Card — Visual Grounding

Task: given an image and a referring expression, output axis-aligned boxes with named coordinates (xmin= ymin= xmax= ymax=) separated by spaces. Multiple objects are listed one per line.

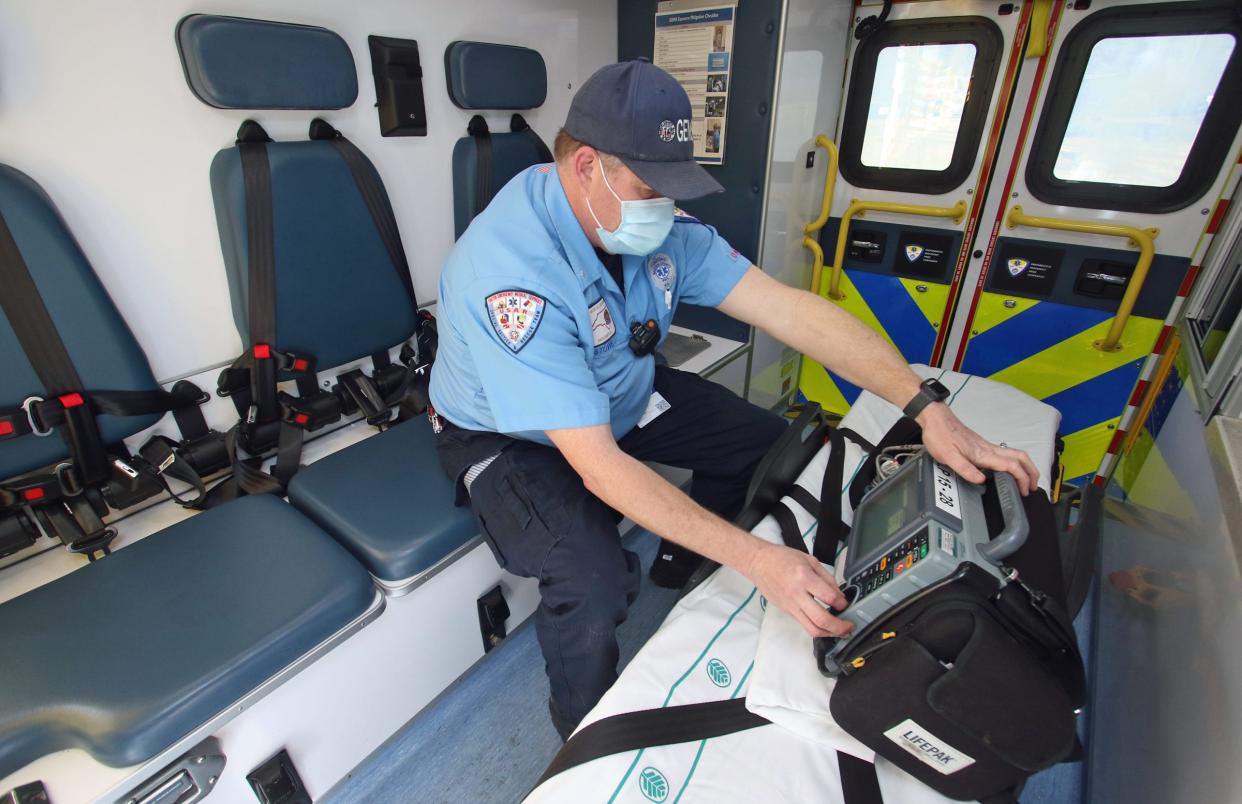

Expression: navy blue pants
xmin=435 ymin=367 xmax=787 ymax=728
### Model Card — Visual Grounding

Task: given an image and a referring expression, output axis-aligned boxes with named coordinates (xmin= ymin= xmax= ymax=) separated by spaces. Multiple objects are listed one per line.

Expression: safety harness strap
xmin=534 ymin=699 xmax=769 ymax=789
xmin=510 ymin=113 xmax=553 ymax=164
xmin=0 ymin=209 xmax=110 ymax=486
xmin=467 ymin=114 xmax=493 ymax=219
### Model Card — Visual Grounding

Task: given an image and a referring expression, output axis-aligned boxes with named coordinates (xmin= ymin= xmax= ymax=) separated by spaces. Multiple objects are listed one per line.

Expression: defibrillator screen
xmin=850 ymin=466 xmax=920 ymax=567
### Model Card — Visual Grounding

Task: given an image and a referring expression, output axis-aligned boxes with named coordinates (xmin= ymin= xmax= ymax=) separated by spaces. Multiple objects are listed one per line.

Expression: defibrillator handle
xmin=977 ymin=470 xmax=1028 ymax=565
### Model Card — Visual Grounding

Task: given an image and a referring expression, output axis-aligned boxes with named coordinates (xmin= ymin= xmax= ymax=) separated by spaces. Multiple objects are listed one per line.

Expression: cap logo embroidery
xmin=486 ymin=290 xmax=546 ymax=353
xmin=659 ymin=120 xmax=677 ymax=142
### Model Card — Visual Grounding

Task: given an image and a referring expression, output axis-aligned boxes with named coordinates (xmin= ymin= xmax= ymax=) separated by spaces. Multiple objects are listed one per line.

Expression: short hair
xmin=553 ymin=128 xmax=620 ymax=169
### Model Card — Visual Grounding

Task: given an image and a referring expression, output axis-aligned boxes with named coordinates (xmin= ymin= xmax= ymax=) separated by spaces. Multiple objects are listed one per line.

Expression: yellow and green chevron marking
xmin=959 ymin=292 xmax=1163 ymax=485
xmin=798 ymin=269 xmax=949 ymax=416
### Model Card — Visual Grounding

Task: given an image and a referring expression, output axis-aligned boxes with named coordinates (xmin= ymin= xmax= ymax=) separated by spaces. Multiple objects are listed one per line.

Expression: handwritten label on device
xmin=884 ymin=719 xmax=976 ymax=775
xmin=932 ymin=462 xmax=962 ymax=520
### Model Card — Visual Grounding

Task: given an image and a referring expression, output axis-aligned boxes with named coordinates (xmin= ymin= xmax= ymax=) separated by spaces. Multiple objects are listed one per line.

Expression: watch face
xmin=926 ymin=379 xmax=950 ymax=400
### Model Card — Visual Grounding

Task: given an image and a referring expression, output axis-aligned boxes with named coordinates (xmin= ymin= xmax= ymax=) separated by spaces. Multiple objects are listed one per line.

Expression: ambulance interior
xmin=0 ymin=0 xmax=1239 ymax=802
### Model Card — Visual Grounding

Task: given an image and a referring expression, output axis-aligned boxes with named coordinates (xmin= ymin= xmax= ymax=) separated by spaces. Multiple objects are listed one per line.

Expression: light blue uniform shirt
xmin=429 ymin=164 xmax=749 ymax=445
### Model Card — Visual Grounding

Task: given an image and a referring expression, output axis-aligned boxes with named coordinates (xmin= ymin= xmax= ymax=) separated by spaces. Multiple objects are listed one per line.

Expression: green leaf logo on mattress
xmin=706 ymin=657 xmax=732 ymax=687
xmin=639 ymin=767 xmax=669 ymax=802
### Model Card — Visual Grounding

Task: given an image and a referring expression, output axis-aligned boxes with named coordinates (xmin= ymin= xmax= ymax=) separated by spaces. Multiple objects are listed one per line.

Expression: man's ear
xmin=571 ymin=145 xmax=597 ymax=191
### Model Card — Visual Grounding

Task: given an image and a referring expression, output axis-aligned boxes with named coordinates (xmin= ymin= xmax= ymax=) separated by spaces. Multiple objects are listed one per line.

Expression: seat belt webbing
xmin=0 ymin=208 xmax=110 ymax=485
xmin=468 ymin=114 xmax=494 ymax=219
xmin=309 ymin=119 xmax=419 ymax=308
xmin=534 ymin=699 xmax=769 ymax=789
xmin=510 ymin=113 xmax=553 ymax=163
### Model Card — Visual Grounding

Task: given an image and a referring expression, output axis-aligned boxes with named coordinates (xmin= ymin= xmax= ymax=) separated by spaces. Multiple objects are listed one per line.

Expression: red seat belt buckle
xmin=58 ymin=392 xmax=85 ymax=408
xmin=0 ymin=421 xmax=12 ymax=436
xmin=22 ymin=487 xmax=45 ymax=502
xmin=254 ymin=343 xmax=272 ymax=360
xmin=291 ymin=357 xmax=310 ymax=372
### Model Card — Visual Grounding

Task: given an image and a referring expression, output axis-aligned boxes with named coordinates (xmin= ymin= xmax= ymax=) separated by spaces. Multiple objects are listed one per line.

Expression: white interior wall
xmin=0 ymin=0 xmax=617 ymax=382
xmin=749 ymin=0 xmax=851 ymax=409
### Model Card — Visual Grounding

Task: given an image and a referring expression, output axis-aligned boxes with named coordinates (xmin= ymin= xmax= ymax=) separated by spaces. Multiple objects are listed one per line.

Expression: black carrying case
xmin=827 ymin=509 xmax=1086 ymax=801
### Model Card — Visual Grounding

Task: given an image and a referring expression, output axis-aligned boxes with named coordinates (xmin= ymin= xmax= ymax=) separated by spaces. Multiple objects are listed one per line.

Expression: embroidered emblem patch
xmin=589 ymin=298 xmax=615 ymax=346
xmin=905 ymin=244 xmax=925 ymax=262
xmin=648 ymin=252 xmax=676 ymax=291
xmin=1007 ymin=258 xmax=1029 ymax=276
xmin=659 ymin=120 xmax=677 ymax=142
xmin=486 ymin=290 xmax=545 ymax=353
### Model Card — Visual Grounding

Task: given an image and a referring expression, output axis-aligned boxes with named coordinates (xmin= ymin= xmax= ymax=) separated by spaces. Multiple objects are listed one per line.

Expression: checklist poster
xmin=654 ymin=0 xmax=737 ymax=164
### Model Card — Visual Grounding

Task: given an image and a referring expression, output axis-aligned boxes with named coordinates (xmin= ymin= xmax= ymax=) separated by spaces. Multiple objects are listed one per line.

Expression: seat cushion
xmin=287 ymin=417 xmax=476 ymax=582
xmin=0 ymin=495 xmax=375 ymax=777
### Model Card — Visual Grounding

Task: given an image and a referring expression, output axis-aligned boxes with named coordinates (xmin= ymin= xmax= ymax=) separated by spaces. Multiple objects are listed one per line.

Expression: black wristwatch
xmin=902 ymin=378 xmax=950 ymax=420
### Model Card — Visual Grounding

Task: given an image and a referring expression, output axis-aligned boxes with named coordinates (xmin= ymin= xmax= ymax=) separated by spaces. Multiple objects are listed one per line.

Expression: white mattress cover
xmin=526 ymin=367 xmax=1060 ymax=804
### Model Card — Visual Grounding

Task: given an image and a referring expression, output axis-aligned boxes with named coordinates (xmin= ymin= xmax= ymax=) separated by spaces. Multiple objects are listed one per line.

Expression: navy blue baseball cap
xmin=564 ymin=59 xmax=724 ymax=200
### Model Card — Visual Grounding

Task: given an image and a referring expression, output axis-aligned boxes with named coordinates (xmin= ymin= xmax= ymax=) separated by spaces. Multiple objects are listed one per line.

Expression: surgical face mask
xmin=586 ymin=158 xmax=675 ymax=256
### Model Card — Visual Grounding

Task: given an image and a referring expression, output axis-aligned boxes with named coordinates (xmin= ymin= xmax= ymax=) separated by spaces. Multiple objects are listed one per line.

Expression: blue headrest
xmin=209 ymin=138 xmax=419 ymax=368
xmin=177 ymin=14 xmax=357 ymax=109
xmin=444 ymin=41 xmax=547 ymax=110
xmin=0 ymin=166 xmax=161 ymax=480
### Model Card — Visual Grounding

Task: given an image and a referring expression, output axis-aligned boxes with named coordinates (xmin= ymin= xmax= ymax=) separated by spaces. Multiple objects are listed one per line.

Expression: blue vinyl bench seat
xmin=288 ymin=417 xmax=477 ymax=587
xmin=0 ymin=495 xmax=377 ymax=778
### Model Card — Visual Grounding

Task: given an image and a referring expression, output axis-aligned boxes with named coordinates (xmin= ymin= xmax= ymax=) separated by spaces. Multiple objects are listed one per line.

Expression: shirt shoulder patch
xmin=485 ymin=290 xmax=545 ymax=353
xmin=673 ymin=206 xmax=700 ymax=222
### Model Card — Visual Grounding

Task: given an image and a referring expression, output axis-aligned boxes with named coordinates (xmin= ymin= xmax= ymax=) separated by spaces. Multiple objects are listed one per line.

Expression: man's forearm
xmin=780 ymin=291 xmax=922 ymax=409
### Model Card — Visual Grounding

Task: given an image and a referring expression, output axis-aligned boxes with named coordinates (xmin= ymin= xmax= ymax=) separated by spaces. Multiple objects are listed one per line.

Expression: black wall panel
xmin=617 ymin=0 xmax=783 ymax=342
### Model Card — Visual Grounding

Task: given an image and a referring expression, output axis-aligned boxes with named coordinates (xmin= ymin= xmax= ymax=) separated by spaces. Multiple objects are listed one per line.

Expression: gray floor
xmin=323 ymin=528 xmax=679 ymax=804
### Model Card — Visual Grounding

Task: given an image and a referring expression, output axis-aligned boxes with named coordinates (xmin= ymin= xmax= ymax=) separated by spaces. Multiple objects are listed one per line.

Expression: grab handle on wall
xmin=824 ymin=199 xmax=967 ymax=300
xmin=1005 ymin=205 xmax=1159 ymax=352
xmin=802 ymin=135 xmax=839 ymax=298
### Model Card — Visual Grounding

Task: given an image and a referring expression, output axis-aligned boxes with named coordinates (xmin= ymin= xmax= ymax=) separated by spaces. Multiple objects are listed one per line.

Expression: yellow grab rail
xmin=802 ymin=136 xmax=839 ymax=297
xmin=1005 ymin=205 xmax=1159 ymax=352
xmin=825 ymin=198 xmax=967 ymax=299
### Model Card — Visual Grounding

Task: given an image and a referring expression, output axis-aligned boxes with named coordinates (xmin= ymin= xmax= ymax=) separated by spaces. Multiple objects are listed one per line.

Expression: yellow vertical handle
xmin=802 ymin=136 xmax=839 ymax=296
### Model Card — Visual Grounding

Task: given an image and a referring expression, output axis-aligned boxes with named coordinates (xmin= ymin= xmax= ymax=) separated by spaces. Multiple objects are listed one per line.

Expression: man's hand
xmin=917 ymin=402 xmax=1040 ymax=494
xmin=743 ymin=541 xmax=853 ymax=638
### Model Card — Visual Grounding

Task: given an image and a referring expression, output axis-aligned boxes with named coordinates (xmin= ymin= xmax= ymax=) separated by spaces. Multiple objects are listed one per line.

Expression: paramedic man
xmin=428 ymin=60 xmax=1040 ymax=739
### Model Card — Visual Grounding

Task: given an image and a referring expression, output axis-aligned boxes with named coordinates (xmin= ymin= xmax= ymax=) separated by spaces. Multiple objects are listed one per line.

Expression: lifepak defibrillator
xmin=815 ymin=450 xmax=1028 ymax=676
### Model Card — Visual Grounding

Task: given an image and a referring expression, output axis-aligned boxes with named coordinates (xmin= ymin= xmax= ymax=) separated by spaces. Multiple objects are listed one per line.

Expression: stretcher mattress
xmin=526 ymin=367 xmax=1060 ymax=804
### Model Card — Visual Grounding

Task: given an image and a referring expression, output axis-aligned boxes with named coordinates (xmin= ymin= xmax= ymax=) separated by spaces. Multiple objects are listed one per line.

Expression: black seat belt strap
xmin=814 ymin=426 xmax=849 ymax=564
xmin=0 ymin=209 xmax=109 ymax=486
xmin=534 ymin=696 xmax=883 ymax=802
xmin=534 ymin=699 xmax=769 ymax=789
xmin=308 ymin=119 xmax=419 ymax=308
xmin=838 ymin=751 xmax=885 ymax=804
xmin=236 ymin=120 xmax=279 ymax=427
xmin=510 ymin=113 xmax=553 ymax=163
xmin=467 ymin=114 xmax=494 ymax=218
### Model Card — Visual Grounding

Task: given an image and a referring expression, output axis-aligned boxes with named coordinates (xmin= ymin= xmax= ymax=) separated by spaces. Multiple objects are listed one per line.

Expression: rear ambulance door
xmin=942 ymin=0 xmax=1242 ymax=485
xmin=798 ymin=0 xmax=1028 ymax=416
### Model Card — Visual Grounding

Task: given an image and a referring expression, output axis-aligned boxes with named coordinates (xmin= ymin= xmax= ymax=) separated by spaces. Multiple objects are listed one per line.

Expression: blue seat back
xmin=209 ymin=140 xmax=419 ymax=368
xmin=0 ymin=166 xmax=161 ymax=480
xmin=445 ymin=41 xmax=551 ymax=239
